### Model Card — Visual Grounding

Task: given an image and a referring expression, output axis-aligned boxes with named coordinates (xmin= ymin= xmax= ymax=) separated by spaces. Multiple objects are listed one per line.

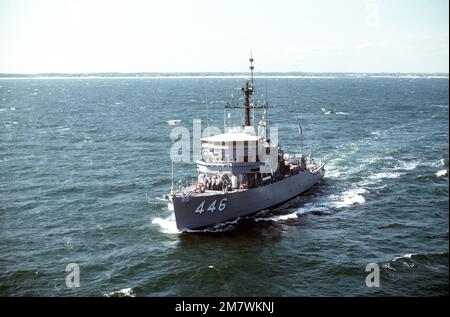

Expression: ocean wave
xmin=331 ymin=188 xmax=367 ymax=208
xmin=296 ymin=204 xmax=331 ymax=214
xmin=368 ymin=172 xmax=402 ymax=180
xmin=323 ymin=168 xmax=341 ymax=178
xmin=370 ymin=131 xmax=383 ymax=137
xmin=394 ymin=161 xmax=418 ymax=171
xmin=152 ymin=213 xmax=180 ymax=234
xmin=167 ymin=119 xmax=181 ymax=125
xmin=430 ymin=104 xmax=449 ymax=109
xmin=381 ymin=262 xmax=398 ymax=271
xmin=184 ymin=217 xmax=241 ymax=233
xmin=321 ymin=109 xmax=331 ymax=115
xmin=392 ymin=253 xmax=416 ymax=262
xmin=435 ymin=169 xmax=448 ymax=177
xmin=386 ymin=252 xmax=448 ymax=267
xmin=151 ymin=178 xmax=171 ymax=186
xmin=383 ymin=251 xmax=449 ymax=271
xmin=292 ymin=187 xmax=368 ymax=214
xmin=104 ymin=287 xmax=135 ymax=297
xmin=254 ymin=212 xmax=298 ymax=222
xmin=320 ymin=108 xmax=349 ymax=116
xmin=432 ymin=158 xmax=448 ymax=168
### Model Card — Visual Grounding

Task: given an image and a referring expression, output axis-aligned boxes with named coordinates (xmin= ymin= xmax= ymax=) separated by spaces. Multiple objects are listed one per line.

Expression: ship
xmin=167 ymin=55 xmax=325 ymax=231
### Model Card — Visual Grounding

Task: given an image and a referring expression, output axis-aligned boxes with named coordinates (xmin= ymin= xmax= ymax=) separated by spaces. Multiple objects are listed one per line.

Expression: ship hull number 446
xmin=194 ymin=199 xmax=227 ymax=214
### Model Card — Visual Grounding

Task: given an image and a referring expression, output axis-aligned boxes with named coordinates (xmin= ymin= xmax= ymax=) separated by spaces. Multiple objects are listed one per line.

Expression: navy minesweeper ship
xmin=168 ymin=56 xmax=325 ymax=231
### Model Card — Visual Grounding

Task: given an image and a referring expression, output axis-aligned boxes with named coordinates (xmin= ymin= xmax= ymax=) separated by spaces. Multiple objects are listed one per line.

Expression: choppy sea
xmin=0 ymin=73 xmax=448 ymax=296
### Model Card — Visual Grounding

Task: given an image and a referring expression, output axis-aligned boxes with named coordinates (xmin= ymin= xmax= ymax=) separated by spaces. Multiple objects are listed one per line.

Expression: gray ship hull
xmin=172 ymin=166 xmax=325 ymax=230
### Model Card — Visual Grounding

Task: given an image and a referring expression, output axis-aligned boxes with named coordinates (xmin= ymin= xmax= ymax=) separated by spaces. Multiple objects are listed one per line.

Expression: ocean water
xmin=0 ymin=74 xmax=448 ymax=296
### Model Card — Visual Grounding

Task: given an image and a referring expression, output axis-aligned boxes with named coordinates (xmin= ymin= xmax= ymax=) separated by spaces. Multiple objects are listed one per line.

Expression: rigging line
xmin=203 ymin=81 xmax=209 ymax=130
xmin=295 ymin=111 xmax=304 ymax=155
xmin=171 ymin=160 xmax=174 ymax=193
xmin=265 ymin=79 xmax=268 ymax=102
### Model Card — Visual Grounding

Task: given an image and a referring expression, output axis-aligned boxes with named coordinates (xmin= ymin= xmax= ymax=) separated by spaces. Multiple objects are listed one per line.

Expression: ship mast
xmin=243 ymin=53 xmax=255 ymax=126
xmin=225 ymin=54 xmax=268 ymax=128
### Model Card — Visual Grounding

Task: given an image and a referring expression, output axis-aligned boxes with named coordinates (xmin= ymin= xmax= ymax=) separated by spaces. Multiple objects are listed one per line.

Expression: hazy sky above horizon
xmin=0 ymin=0 xmax=448 ymax=73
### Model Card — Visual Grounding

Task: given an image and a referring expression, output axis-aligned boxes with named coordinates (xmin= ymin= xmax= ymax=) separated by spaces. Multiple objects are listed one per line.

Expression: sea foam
xmin=152 ymin=213 xmax=180 ymax=234
xmin=255 ymin=212 xmax=298 ymax=222
xmin=368 ymin=172 xmax=401 ymax=180
xmin=436 ymin=169 xmax=448 ymax=177
xmin=104 ymin=287 xmax=135 ymax=297
xmin=332 ymin=188 xmax=367 ymax=208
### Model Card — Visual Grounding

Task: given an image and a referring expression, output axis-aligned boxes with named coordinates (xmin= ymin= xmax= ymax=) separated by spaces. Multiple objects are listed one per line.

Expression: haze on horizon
xmin=0 ymin=0 xmax=448 ymax=74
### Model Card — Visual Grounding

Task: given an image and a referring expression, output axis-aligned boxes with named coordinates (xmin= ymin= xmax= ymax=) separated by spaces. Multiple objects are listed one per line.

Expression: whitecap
xmin=0 ymin=108 xmax=6 ymax=112
xmin=368 ymin=172 xmax=401 ymax=180
xmin=370 ymin=131 xmax=382 ymax=137
xmin=432 ymin=158 xmax=447 ymax=167
xmin=392 ymin=253 xmax=417 ymax=262
xmin=430 ymin=104 xmax=449 ymax=108
xmin=394 ymin=161 xmax=418 ymax=171
xmin=10 ymin=107 xmax=15 ymax=111
xmin=335 ymin=111 xmax=349 ymax=115
xmin=167 ymin=119 xmax=181 ymax=125
xmin=331 ymin=188 xmax=367 ymax=208
xmin=295 ymin=188 xmax=367 ymax=213
xmin=359 ymin=156 xmax=384 ymax=165
xmin=104 ymin=287 xmax=135 ymax=297
xmin=436 ymin=169 xmax=448 ymax=177
xmin=382 ymin=263 xmax=397 ymax=271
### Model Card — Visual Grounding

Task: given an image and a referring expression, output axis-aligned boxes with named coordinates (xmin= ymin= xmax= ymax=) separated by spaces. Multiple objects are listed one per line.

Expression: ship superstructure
xmin=168 ymin=56 xmax=325 ymax=230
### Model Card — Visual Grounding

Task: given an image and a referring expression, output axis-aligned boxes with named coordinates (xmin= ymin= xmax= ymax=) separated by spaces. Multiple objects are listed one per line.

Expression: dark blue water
xmin=0 ymin=75 xmax=448 ymax=296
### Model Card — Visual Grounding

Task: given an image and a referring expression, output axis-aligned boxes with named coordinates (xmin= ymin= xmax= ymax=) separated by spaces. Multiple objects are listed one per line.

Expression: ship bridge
xmin=196 ymin=128 xmax=279 ymax=189
xmin=200 ymin=132 xmax=261 ymax=163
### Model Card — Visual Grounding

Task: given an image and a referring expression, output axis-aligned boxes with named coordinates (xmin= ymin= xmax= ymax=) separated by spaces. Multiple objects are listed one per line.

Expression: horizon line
xmin=0 ymin=71 xmax=449 ymax=76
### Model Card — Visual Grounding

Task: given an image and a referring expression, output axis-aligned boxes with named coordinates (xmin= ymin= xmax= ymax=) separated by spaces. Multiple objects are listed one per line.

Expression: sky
xmin=0 ymin=0 xmax=448 ymax=73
